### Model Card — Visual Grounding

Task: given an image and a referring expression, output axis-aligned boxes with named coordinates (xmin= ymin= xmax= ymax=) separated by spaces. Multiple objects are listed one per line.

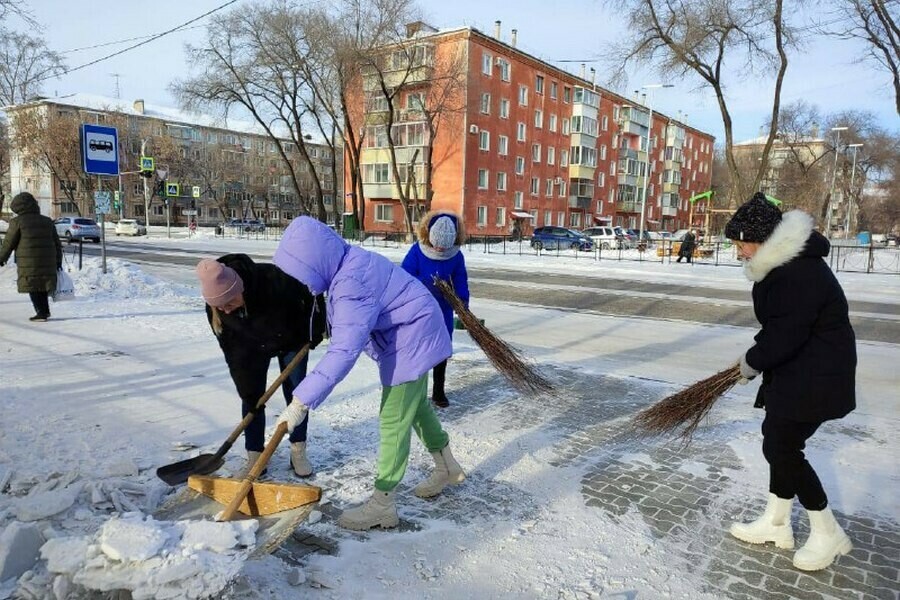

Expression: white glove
xmin=277 ymin=399 xmax=309 ymax=432
xmin=738 ymin=353 xmax=760 ymax=384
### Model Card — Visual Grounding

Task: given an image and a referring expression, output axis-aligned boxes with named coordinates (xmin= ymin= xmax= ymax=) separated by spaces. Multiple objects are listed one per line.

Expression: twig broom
xmin=632 ymin=364 xmax=742 ymax=444
xmin=434 ymin=277 xmax=554 ymax=396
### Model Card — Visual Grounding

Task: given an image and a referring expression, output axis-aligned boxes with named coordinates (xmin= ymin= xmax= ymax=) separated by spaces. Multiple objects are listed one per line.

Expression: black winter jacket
xmin=205 ymin=254 xmax=327 ymax=402
xmin=0 ymin=194 xmax=62 ymax=293
xmin=743 ymin=211 xmax=856 ymax=423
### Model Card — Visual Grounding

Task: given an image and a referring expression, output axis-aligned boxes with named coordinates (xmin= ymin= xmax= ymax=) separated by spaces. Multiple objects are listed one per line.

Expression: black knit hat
xmin=725 ymin=192 xmax=782 ymax=242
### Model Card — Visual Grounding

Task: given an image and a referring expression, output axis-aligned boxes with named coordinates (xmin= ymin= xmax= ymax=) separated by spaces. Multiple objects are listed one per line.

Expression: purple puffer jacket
xmin=273 ymin=217 xmax=452 ymax=409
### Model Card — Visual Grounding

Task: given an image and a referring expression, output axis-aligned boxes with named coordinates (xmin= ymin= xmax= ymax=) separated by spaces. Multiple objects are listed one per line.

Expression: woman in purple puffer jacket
xmin=401 ymin=210 xmax=469 ymax=408
xmin=273 ymin=216 xmax=466 ymax=531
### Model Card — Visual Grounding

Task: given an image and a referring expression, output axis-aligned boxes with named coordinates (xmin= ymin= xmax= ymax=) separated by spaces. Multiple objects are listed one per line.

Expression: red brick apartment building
xmin=352 ymin=22 xmax=715 ymax=236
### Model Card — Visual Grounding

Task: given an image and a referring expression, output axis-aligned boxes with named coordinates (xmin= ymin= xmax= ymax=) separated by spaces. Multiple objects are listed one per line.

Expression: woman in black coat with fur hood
xmin=726 ymin=193 xmax=856 ymax=573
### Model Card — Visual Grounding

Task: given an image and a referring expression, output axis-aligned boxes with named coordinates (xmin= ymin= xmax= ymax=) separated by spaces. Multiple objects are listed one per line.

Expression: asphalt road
xmin=71 ymin=239 xmax=900 ymax=344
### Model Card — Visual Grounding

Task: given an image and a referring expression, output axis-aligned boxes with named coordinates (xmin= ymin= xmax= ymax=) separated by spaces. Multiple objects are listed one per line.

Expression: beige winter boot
xmin=290 ymin=442 xmax=313 ymax=477
xmin=413 ymin=444 xmax=466 ymax=498
xmin=337 ymin=490 xmax=399 ymax=531
xmin=237 ymin=450 xmax=267 ymax=479
xmin=729 ymin=493 xmax=795 ymax=549
xmin=793 ymin=507 xmax=853 ymax=571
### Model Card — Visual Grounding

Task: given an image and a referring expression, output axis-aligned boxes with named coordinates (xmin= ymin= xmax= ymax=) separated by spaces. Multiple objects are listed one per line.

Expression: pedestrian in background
xmin=196 ymin=254 xmax=327 ymax=477
xmin=726 ymin=192 xmax=856 ymax=572
xmin=273 ymin=216 xmax=465 ymax=531
xmin=676 ymin=229 xmax=696 ymax=263
xmin=0 ymin=192 xmax=62 ymax=322
xmin=401 ymin=210 xmax=470 ymax=408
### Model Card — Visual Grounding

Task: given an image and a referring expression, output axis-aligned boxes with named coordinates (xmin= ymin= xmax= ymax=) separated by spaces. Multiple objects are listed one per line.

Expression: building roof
xmin=4 ymin=93 xmax=329 ymax=146
xmin=735 ymin=133 xmax=826 ymax=146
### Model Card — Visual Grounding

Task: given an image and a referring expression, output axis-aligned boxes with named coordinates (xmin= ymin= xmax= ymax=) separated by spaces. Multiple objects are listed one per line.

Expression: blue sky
xmin=22 ymin=0 xmax=899 ymax=145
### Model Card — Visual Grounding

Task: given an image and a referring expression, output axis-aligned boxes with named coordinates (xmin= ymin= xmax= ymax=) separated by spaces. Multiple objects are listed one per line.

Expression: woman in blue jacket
xmin=401 ymin=210 xmax=470 ymax=407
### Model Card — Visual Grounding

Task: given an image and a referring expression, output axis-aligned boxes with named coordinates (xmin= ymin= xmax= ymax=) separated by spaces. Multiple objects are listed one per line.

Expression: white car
xmin=54 ymin=216 xmax=101 ymax=243
xmin=582 ymin=226 xmax=626 ymax=250
xmin=115 ymin=219 xmax=147 ymax=236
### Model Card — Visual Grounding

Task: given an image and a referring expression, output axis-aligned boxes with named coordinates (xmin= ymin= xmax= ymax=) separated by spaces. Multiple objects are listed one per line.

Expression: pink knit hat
xmin=196 ymin=259 xmax=244 ymax=307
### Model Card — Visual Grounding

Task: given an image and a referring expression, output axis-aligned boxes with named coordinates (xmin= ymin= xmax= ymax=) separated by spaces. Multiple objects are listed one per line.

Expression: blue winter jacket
xmin=401 ymin=242 xmax=470 ymax=335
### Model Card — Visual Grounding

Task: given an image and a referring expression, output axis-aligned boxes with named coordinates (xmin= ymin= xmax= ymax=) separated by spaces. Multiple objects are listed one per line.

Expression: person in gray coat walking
xmin=0 ymin=192 xmax=62 ymax=321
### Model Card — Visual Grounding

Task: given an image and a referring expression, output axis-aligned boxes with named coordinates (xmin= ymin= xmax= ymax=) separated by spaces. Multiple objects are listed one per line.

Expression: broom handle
xmin=219 ymin=421 xmax=289 ymax=521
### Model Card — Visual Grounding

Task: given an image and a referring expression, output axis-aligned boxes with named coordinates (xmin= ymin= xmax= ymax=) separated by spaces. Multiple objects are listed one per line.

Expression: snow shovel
xmin=156 ymin=345 xmax=310 ymax=486
xmin=190 ymin=421 xmax=321 ymax=521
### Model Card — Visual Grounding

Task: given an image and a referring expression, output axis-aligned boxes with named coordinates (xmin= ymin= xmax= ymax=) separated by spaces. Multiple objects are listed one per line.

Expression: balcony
xmin=568 ymin=196 xmax=592 ymax=210
xmin=568 ymin=164 xmax=596 ymax=180
xmin=616 ymin=200 xmax=642 ymax=213
xmin=619 ymin=147 xmax=638 ymax=161
xmin=661 ymin=205 xmax=678 ymax=217
xmin=662 ymin=182 xmax=680 ymax=194
xmin=617 ymin=173 xmax=639 ymax=188
xmin=620 ymin=121 xmax=648 ymax=137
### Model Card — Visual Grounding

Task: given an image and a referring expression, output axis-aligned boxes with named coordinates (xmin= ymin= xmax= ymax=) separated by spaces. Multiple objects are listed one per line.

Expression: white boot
xmin=237 ymin=450 xmax=266 ymax=479
xmin=729 ymin=493 xmax=795 ymax=549
xmin=413 ymin=444 xmax=466 ymax=498
xmin=337 ymin=490 xmax=399 ymax=531
xmin=793 ymin=507 xmax=853 ymax=571
xmin=290 ymin=442 xmax=313 ymax=477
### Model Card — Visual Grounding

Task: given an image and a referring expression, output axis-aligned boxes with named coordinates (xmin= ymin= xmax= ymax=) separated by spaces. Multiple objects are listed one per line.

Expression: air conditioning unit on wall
xmin=469 ymin=124 xmax=479 ymax=134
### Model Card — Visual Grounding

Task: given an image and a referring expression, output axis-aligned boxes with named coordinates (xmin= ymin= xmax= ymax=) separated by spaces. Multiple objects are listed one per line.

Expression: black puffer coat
xmin=0 ymin=193 xmax=62 ymax=293
xmin=205 ymin=253 xmax=327 ymax=401
xmin=743 ymin=211 xmax=856 ymax=423
xmin=679 ymin=231 xmax=696 ymax=257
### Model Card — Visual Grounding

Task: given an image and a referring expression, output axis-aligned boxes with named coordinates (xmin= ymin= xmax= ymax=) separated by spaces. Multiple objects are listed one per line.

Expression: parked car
xmin=614 ymin=226 xmax=636 ymax=248
xmin=530 ymin=226 xmax=593 ymax=251
xmin=227 ymin=218 xmax=266 ymax=233
xmin=54 ymin=216 xmax=101 ymax=243
xmin=647 ymin=231 xmax=672 ymax=242
xmin=582 ymin=226 xmax=626 ymax=250
xmin=115 ymin=219 xmax=147 ymax=236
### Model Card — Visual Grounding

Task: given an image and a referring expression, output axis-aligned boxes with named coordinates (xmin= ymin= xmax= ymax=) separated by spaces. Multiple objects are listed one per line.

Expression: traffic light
xmin=191 ymin=199 xmax=196 ymax=209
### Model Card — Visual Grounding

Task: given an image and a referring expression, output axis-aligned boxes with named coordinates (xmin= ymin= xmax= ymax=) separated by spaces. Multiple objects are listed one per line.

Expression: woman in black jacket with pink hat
xmin=726 ymin=192 xmax=856 ymax=572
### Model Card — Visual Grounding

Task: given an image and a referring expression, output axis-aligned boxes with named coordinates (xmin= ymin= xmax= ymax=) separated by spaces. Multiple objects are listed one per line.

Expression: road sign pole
xmin=98 ymin=175 xmax=107 ymax=274
xmin=166 ymin=201 xmax=171 ymax=239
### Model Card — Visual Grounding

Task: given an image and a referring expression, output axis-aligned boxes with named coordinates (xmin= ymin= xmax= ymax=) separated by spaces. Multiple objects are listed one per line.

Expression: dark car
xmin=530 ymin=226 xmax=593 ymax=251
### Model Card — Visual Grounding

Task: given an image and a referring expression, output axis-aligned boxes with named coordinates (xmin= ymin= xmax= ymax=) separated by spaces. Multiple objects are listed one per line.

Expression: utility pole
xmin=638 ymin=84 xmax=673 ymax=246
xmin=844 ymin=143 xmax=863 ymax=238
xmin=142 ymin=139 xmax=152 ymax=238
xmin=825 ymin=126 xmax=848 ymax=236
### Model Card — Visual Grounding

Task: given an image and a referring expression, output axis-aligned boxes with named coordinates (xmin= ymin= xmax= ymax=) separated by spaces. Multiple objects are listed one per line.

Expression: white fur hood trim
xmin=743 ymin=210 xmax=815 ymax=282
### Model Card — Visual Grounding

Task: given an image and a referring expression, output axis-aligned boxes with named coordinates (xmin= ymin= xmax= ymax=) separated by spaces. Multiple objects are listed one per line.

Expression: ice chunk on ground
xmin=0 ymin=521 xmax=44 ymax=581
xmin=99 ymin=516 xmax=168 ymax=561
xmin=180 ymin=520 xmax=239 ymax=553
xmin=15 ymin=482 xmax=83 ymax=521
xmin=41 ymin=537 xmax=91 ymax=573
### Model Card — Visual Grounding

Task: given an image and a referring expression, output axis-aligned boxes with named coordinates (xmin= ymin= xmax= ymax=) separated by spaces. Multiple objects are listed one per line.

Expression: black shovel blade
xmin=156 ymin=453 xmax=226 ymax=486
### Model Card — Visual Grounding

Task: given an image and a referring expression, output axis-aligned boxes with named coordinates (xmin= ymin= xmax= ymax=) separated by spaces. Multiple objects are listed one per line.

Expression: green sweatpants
xmin=375 ymin=373 xmax=450 ymax=492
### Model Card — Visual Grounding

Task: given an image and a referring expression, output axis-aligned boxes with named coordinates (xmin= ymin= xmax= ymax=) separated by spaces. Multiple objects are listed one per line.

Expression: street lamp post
xmin=844 ymin=143 xmax=863 ymax=238
xmin=638 ymin=84 xmax=673 ymax=246
xmin=825 ymin=126 xmax=848 ymax=236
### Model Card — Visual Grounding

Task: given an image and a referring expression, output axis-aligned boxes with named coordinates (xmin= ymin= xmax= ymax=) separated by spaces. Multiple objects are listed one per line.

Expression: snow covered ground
xmin=1 ymin=233 xmax=898 ymax=599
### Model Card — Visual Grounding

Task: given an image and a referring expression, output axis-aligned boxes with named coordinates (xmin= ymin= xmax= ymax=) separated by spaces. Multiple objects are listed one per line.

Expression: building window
xmin=530 ymin=209 xmax=538 ymax=223
xmin=515 ymin=156 xmax=525 ymax=175
xmin=497 ymin=172 xmax=508 ymax=191
xmin=563 ymin=86 xmax=571 ymax=103
xmin=479 ymin=130 xmax=490 ymax=151
xmin=535 ymin=75 xmax=544 ymax=94
xmin=496 ymin=206 xmax=506 ymax=226
xmin=517 ymin=122 xmax=526 ymax=142
xmin=477 ymin=205 xmax=488 ymax=226
xmin=518 ymin=85 xmax=528 ymax=106
xmin=599 ymin=145 xmax=607 ymax=160
xmin=545 ymin=178 xmax=553 ymax=197
xmin=153 ymin=205 xmax=165 ymax=216
xmin=544 ymin=210 xmax=553 ymax=226
xmin=601 ymin=115 xmax=609 ymax=131
xmin=610 ymin=161 xmax=616 ymax=176
xmin=530 ymin=177 xmax=539 ymax=195
xmin=480 ymin=93 xmax=491 ymax=114
xmin=478 ymin=169 xmax=489 ymax=189
xmin=557 ymin=211 xmax=565 ymax=226
xmin=559 ymin=180 xmax=567 ymax=197
xmin=364 ymin=163 xmax=391 ymax=183
xmin=532 ymin=143 xmax=541 ymax=163
xmin=500 ymin=98 xmax=510 ymax=119
xmin=481 ymin=53 xmax=492 ymax=75
xmin=514 ymin=191 xmax=524 ymax=209
xmin=406 ymin=92 xmax=425 ymax=110
xmin=534 ymin=109 xmax=543 ymax=129
xmin=497 ymin=59 xmax=511 ymax=81
xmin=560 ymin=149 xmax=569 ymax=167
xmin=498 ymin=135 xmax=509 ymax=156
xmin=550 ymin=81 xmax=558 ymax=100
xmin=598 ymin=172 xmax=605 ymax=188
xmin=549 ymin=114 xmax=557 ymax=132
xmin=547 ymin=146 xmax=555 ymax=165
xmin=562 ymin=118 xmax=570 ymax=135
xmin=570 ymin=212 xmax=582 ymax=228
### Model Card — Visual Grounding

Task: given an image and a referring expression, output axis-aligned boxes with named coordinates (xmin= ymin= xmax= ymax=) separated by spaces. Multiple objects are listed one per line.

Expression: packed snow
xmin=0 ymin=231 xmax=897 ymax=599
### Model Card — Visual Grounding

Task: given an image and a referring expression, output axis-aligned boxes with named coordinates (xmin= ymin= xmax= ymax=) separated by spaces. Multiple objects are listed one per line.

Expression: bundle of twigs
xmin=632 ymin=364 xmax=742 ymax=444
xmin=434 ymin=277 xmax=554 ymax=396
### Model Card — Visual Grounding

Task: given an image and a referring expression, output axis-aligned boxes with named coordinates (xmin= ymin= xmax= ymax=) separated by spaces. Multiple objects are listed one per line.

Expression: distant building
xmin=350 ymin=22 xmax=715 ymax=235
xmin=3 ymin=94 xmax=340 ymax=226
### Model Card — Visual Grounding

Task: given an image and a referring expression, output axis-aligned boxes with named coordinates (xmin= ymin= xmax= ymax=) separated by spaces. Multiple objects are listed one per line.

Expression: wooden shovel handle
xmin=221 ymin=345 xmax=310 ymax=450
xmin=219 ymin=421 xmax=289 ymax=521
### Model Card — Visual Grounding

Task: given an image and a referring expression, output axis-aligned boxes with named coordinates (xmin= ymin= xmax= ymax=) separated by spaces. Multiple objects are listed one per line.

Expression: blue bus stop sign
xmin=81 ymin=124 xmax=119 ymax=176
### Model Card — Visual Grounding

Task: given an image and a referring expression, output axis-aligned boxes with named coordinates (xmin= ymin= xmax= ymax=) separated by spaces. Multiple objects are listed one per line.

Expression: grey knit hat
xmin=429 ymin=215 xmax=458 ymax=249
xmin=725 ymin=192 xmax=783 ymax=242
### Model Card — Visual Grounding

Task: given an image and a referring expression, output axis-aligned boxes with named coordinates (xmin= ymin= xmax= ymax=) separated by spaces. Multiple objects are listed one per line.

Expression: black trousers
xmin=29 ymin=292 xmax=50 ymax=317
xmin=761 ymin=412 xmax=827 ymax=510
xmin=432 ymin=359 xmax=447 ymax=397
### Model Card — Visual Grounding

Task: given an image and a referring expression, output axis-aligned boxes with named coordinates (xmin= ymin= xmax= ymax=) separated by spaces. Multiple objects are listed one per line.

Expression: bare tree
xmin=0 ymin=118 xmax=9 ymax=215
xmin=606 ymin=0 xmax=794 ymax=204
xmin=821 ymin=0 xmax=900 ymax=116
xmin=0 ymin=30 xmax=64 ymax=105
